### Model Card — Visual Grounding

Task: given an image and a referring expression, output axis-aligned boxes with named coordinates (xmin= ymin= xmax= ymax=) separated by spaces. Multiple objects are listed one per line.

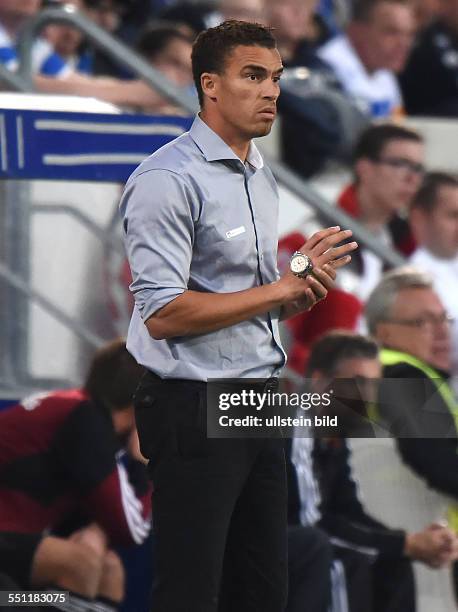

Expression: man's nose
xmin=263 ymin=80 xmax=280 ymax=100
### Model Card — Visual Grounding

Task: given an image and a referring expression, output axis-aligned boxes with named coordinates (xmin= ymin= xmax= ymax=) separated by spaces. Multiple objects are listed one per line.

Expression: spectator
xmin=136 ymin=23 xmax=193 ymax=88
xmin=264 ymin=0 xmax=347 ymax=178
xmin=337 ymin=123 xmax=424 ymax=300
xmin=0 ymin=0 xmax=179 ymax=112
xmin=158 ymin=0 xmax=266 ymax=37
xmin=219 ymin=0 xmax=266 ymax=24
xmin=0 ymin=0 xmax=71 ymax=77
xmin=276 ymin=123 xmax=423 ymax=374
xmin=44 ymin=0 xmax=135 ymax=77
xmin=409 ymin=173 xmax=458 ymax=378
xmin=0 ymin=339 xmax=151 ymax=612
xmin=400 ymin=0 xmax=458 ymax=116
xmin=365 ymin=268 xmax=458 ymax=506
xmin=318 ymin=0 xmax=416 ymax=118
xmin=84 ymin=0 xmax=124 ymax=34
xmin=44 ymin=0 xmax=93 ymax=74
xmin=83 ymin=0 xmax=143 ymax=78
xmin=287 ymin=330 xmax=458 ymax=612
xmin=264 ymin=0 xmax=331 ymax=68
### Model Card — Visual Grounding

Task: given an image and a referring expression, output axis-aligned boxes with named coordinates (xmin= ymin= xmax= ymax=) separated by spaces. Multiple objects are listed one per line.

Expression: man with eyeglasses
xmin=409 ymin=172 xmax=458 ymax=385
xmin=365 ymin=268 xmax=458 ymax=530
xmin=366 ymin=265 xmax=458 ymax=596
xmin=337 ymin=123 xmax=425 ymax=301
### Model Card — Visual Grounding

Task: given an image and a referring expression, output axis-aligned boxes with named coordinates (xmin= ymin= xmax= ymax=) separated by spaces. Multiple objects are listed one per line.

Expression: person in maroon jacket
xmin=0 ymin=339 xmax=151 ymax=612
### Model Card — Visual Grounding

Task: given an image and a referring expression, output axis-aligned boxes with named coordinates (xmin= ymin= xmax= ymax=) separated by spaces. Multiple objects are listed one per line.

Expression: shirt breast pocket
xmin=195 ymin=222 xmax=256 ymax=277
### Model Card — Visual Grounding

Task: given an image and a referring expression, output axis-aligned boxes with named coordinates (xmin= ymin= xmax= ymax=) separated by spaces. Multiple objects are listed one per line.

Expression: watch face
xmin=291 ymin=254 xmax=308 ymax=273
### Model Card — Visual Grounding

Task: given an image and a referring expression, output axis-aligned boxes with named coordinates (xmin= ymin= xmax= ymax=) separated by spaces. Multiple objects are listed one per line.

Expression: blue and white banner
xmin=0 ymin=108 xmax=192 ymax=182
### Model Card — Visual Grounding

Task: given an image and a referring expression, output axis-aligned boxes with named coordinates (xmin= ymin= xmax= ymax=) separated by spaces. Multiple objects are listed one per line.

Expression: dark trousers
xmin=334 ymin=545 xmax=416 ymax=612
xmin=134 ymin=371 xmax=288 ymax=612
xmin=286 ymin=526 xmax=332 ymax=612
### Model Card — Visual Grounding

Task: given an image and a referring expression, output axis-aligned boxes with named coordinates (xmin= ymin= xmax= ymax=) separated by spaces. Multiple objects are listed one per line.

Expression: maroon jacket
xmin=0 ymin=389 xmax=151 ymax=546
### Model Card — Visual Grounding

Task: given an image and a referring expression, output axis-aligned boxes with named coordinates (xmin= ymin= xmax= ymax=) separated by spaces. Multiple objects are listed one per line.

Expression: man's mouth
xmin=258 ymin=108 xmax=276 ymax=118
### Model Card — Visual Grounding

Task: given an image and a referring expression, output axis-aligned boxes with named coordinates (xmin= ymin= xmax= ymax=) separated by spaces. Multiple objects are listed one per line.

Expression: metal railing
xmin=14 ymin=4 xmax=404 ymax=268
xmin=0 ymin=62 xmax=28 ymax=92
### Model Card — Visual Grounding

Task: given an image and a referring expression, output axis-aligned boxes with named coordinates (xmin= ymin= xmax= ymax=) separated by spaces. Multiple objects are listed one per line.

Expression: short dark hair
xmin=191 ymin=19 xmax=276 ymax=107
xmin=353 ymin=123 xmax=422 ymax=164
xmin=84 ymin=339 xmax=144 ymax=411
xmin=411 ymin=172 xmax=458 ymax=214
xmin=306 ymin=331 xmax=379 ymax=377
xmin=352 ymin=0 xmax=412 ymax=21
xmin=137 ymin=23 xmax=192 ymax=62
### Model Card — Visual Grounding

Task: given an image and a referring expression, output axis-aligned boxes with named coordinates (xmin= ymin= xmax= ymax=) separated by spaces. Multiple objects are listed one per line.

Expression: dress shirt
xmin=120 ymin=114 xmax=286 ymax=380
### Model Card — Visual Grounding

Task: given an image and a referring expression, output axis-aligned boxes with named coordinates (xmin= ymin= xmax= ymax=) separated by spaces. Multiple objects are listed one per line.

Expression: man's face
xmin=221 ymin=0 xmax=265 ymax=23
xmin=311 ymin=356 xmax=381 ymax=429
xmin=85 ymin=0 xmax=122 ymax=33
xmin=356 ymin=1 xmax=416 ymax=72
xmin=45 ymin=1 xmax=84 ymax=58
xmin=265 ymin=0 xmax=319 ymax=44
xmin=357 ymin=138 xmax=425 ymax=215
xmin=203 ymin=44 xmax=283 ymax=141
xmin=333 ymin=357 xmax=382 ymax=381
xmin=152 ymin=37 xmax=193 ymax=87
xmin=376 ymin=287 xmax=451 ymax=371
xmin=0 ymin=0 xmax=40 ymax=20
xmin=413 ymin=185 xmax=458 ymax=259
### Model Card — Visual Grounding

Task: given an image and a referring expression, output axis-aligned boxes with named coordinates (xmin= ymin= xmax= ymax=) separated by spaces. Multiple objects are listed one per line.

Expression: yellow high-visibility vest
xmin=380 ymin=348 xmax=458 ymax=531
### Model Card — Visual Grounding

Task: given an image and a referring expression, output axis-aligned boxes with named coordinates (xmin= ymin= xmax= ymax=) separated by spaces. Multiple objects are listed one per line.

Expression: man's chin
xmin=252 ymin=122 xmax=274 ymax=138
xmin=429 ymin=353 xmax=451 ymax=373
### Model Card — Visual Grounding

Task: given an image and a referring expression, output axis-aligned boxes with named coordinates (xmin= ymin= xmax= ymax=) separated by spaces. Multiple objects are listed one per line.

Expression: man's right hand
xmin=278 ymin=226 xmax=358 ymax=319
xmin=405 ymin=523 xmax=458 ymax=567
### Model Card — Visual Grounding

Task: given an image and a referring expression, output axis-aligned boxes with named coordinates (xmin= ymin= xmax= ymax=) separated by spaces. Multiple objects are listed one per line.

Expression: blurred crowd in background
xmin=2 ymin=0 xmax=458 ymax=168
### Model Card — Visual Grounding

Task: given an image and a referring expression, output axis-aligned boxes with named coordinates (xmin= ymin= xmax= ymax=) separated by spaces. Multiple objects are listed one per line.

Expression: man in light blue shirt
xmin=121 ymin=113 xmax=288 ymax=380
xmin=121 ymin=19 xmax=356 ymax=612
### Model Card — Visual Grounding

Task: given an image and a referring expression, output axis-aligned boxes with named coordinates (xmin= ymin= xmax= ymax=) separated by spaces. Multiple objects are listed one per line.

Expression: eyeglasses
xmin=384 ymin=313 xmax=455 ymax=330
xmin=375 ymin=156 xmax=425 ymax=176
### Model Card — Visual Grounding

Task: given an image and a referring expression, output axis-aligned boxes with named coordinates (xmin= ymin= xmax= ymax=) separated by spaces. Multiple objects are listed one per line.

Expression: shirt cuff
xmin=136 ymin=287 xmax=186 ymax=322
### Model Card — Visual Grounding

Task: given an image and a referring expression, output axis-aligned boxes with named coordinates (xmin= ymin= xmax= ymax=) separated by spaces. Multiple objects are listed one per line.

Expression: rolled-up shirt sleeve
xmin=120 ymin=168 xmax=197 ymax=321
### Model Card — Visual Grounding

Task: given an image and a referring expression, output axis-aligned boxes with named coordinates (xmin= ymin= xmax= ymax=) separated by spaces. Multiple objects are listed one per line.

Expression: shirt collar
xmin=189 ymin=114 xmax=264 ymax=170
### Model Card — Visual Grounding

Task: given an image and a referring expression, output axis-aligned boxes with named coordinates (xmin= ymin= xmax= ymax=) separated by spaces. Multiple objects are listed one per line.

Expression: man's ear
xmin=201 ymin=72 xmax=218 ymax=102
xmin=374 ymin=322 xmax=391 ymax=346
xmin=355 ymin=158 xmax=374 ymax=184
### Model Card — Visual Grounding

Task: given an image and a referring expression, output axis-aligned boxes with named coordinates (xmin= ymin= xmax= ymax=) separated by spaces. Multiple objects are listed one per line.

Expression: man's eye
xmin=273 ymin=76 xmax=282 ymax=83
xmin=247 ymin=74 xmax=258 ymax=81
